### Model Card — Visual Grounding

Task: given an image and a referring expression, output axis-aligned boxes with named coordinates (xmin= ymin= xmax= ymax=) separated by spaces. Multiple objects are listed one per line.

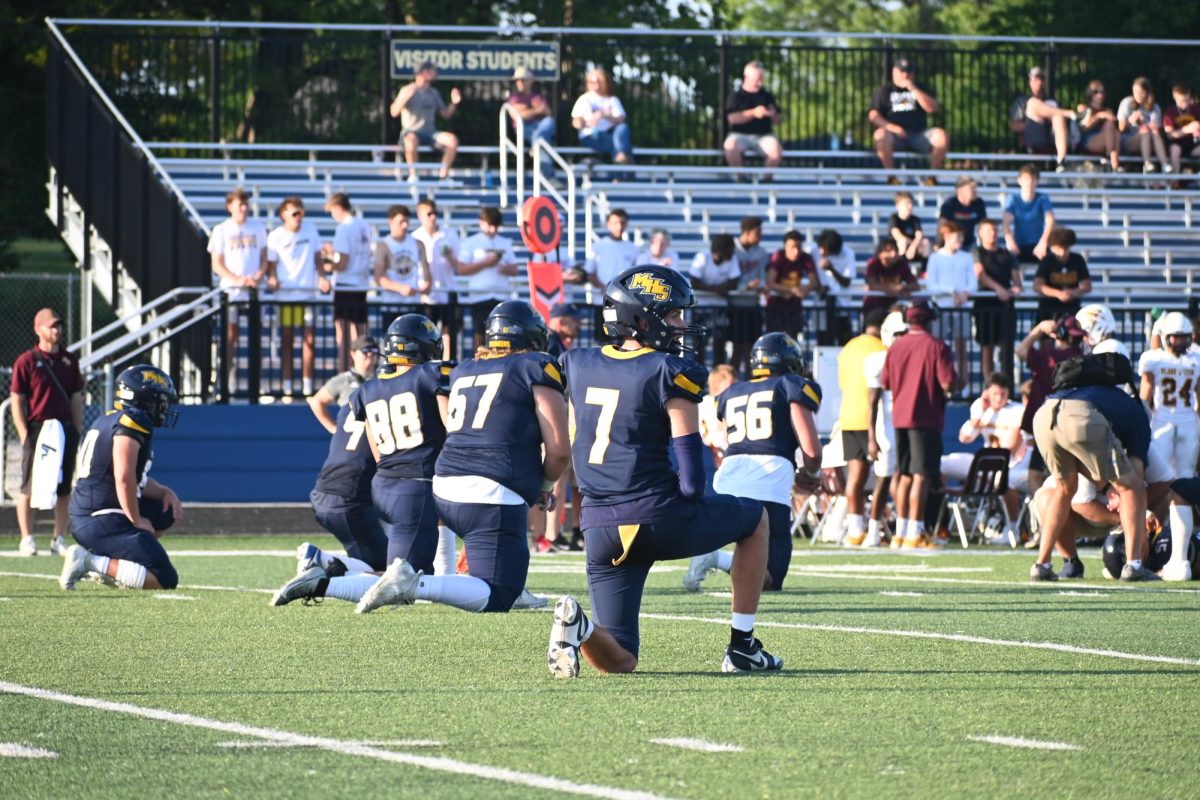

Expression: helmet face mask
xmin=1159 ymin=312 xmax=1194 ymax=356
xmin=602 ymin=266 xmax=709 ymax=356
xmin=114 ymin=364 xmax=179 ymax=428
xmin=384 ymin=313 xmax=443 ymax=365
xmin=485 ymin=300 xmax=549 ymax=352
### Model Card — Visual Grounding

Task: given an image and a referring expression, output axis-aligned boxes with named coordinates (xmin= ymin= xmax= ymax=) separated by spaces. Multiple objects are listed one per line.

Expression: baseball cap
xmin=351 ymin=334 xmax=379 ymax=353
xmin=549 ymin=302 xmax=581 ymax=319
xmin=905 ymin=300 xmax=937 ymax=325
xmin=895 ymin=58 xmax=912 ymax=72
xmin=1029 ymin=66 xmax=1046 ymax=79
xmin=513 ymin=67 xmax=534 ymax=81
xmin=955 ymin=175 xmax=978 ymax=188
xmin=33 ymin=308 xmax=62 ymax=330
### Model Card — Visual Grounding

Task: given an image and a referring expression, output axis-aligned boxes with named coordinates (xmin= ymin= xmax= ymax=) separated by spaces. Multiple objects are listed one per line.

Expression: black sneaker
xmin=1029 ymin=562 xmax=1058 ymax=582
xmin=722 ymin=637 xmax=783 ymax=673
xmin=1059 ymin=558 xmax=1085 ymax=579
xmin=554 ymin=530 xmax=585 ymax=552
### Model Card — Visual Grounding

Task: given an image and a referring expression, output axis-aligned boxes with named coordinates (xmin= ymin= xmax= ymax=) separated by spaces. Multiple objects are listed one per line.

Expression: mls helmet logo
xmin=629 ymin=272 xmax=672 ymax=301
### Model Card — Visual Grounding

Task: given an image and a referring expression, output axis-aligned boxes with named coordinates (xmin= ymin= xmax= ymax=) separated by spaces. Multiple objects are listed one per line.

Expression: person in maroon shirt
xmin=1015 ymin=315 xmax=1085 ymax=498
xmin=764 ymin=231 xmax=818 ymax=338
xmin=863 ymin=239 xmax=918 ymax=313
xmin=10 ymin=308 xmax=85 ymax=556
xmin=880 ymin=301 xmax=956 ymax=548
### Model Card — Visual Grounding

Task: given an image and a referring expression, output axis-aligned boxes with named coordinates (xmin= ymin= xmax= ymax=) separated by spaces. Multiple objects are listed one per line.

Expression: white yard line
xmin=792 ymin=565 xmax=993 ymax=573
xmin=0 ymin=681 xmax=676 ymax=800
xmin=0 ymin=743 xmax=58 ymax=758
xmin=648 ymin=738 xmax=744 ymax=753
xmin=967 ymin=735 xmax=1082 ymax=751
xmin=639 ymin=614 xmax=1200 ymax=667
xmin=793 ymin=570 xmax=1200 ymax=594
xmin=154 ymin=594 xmax=196 ymax=601
xmin=879 ymin=591 xmax=925 ymax=597
xmin=1057 ymin=591 xmax=1110 ymax=598
xmin=216 ymin=738 xmax=444 ymax=749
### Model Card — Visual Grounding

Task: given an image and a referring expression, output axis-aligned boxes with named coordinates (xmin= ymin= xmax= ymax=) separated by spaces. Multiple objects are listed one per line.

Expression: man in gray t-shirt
xmin=390 ymin=60 xmax=462 ymax=184
xmin=306 ymin=335 xmax=380 ymax=433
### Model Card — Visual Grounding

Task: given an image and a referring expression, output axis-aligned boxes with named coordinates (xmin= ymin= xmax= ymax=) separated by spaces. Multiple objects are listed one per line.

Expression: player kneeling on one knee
xmin=550 ymin=265 xmax=784 ymax=678
xmin=60 ymin=365 xmax=183 ymax=592
xmin=685 ymin=332 xmax=822 ymax=593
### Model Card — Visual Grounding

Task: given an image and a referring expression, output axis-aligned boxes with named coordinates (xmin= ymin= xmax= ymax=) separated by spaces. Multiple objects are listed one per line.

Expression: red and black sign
xmin=520 ymin=196 xmax=562 ymax=255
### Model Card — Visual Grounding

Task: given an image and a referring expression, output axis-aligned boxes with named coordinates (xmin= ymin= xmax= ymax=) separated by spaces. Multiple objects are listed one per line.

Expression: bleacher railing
xmin=531 ymin=140 xmax=577 ymax=264
xmin=498 ymin=104 xmax=525 ymax=213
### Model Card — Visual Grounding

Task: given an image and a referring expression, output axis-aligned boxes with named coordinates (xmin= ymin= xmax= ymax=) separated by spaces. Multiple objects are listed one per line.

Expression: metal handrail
xmin=497 ymin=104 xmax=524 ymax=212
xmin=48 ymin=18 xmax=1200 ymax=47
xmin=68 ymin=286 xmax=215 ymax=356
xmin=45 ymin=20 xmax=210 ymax=236
xmin=147 ymin=142 xmax=495 ymax=154
xmin=80 ymin=287 xmax=223 ymax=372
xmin=531 ymin=139 xmax=576 ymax=262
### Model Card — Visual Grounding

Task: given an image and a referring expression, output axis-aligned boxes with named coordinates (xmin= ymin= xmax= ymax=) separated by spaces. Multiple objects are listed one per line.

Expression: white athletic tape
xmin=967 ymin=735 xmax=1082 ymax=751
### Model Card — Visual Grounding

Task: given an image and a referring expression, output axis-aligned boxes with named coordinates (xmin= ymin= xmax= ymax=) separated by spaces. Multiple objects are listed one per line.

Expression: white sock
xmin=338 ymin=556 xmax=375 ymax=574
xmin=714 ymin=550 xmax=734 ymax=573
xmin=282 ymin=379 xmax=293 ymax=395
xmin=115 ymin=561 xmax=147 ymax=589
xmin=731 ymin=611 xmax=756 ymax=633
xmin=1168 ymin=504 xmax=1193 ymax=568
xmin=868 ymin=518 xmax=881 ymax=539
xmin=914 ymin=519 xmax=926 ymax=536
xmin=847 ymin=514 xmax=865 ymax=537
xmin=1129 ymin=559 xmax=1143 ymax=570
xmin=87 ymin=553 xmax=112 ymax=575
xmin=896 ymin=518 xmax=910 ymax=540
xmin=415 ymin=574 xmax=490 ymax=612
xmin=325 ymin=575 xmax=378 ymax=602
xmin=434 ymin=526 xmax=457 ymax=576
xmin=302 ymin=378 xmax=314 ymax=395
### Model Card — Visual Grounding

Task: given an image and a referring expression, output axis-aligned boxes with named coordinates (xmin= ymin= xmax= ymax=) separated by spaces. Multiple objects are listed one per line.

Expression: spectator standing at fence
xmin=869 ymin=58 xmax=948 ymax=183
xmin=925 ymin=220 xmax=976 ymax=387
xmin=1117 ymin=77 xmax=1170 ymax=174
xmin=690 ymin=234 xmax=741 ymax=363
xmin=733 ymin=217 xmax=770 ymax=365
xmin=10 ymin=308 xmax=83 ymax=557
xmin=321 ymin=193 xmax=374 ymax=373
xmin=390 ymin=60 xmax=461 ymax=184
xmin=639 ymin=228 xmax=681 ymax=270
xmin=938 ymin=176 xmax=988 ymax=249
xmin=571 ymin=68 xmax=633 ymax=167
xmin=1010 ymin=66 xmax=1075 ymax=173
xmin=880 ymin=301 xmax=956 ymax=549
xmin=1016 ymin=316 xmax=1085 ymax=500
xmin=863 ymin=239 xmax=917 ymax=314
xmin=724 ymin=61 xmax=784 ymax=179
xmin=765 ymin=231 xmax=817 ymax=339
xmin=306 ymin=335 xmax=380 ymax=434
xmin=375 ymin=204 xmax=431 ymax=305
xmin=889 ymin=191 xmax=930 ymax=265
xmin=447 ymin=206 xmax=519 ymax=350
xmin=1002 ymin=164 xmax=1055 ymax=263
xmin=267 ymin=197 xmax=322 ymax=398
xmin=583 ymin=208 xmax=639 ymax=289
xmin=1075 ymin=81 xmax=1121 ymax=172
xmin=1163 ymin=84 xmax=1200 ymax=178
xmin=209 ymin=187 xmax=268 ymax=383
xmin=413 ymin=198 xmax=460 ymax=354
xmin=810 ymin=229 xmax=857 ymax=345
xmin=1033 ymin=228 xmax=1090 ymax=321
xmin=507 ymin=67 xmax=556 ymax=175
xmin=972 ymin=218 xmax=1022 ymax=380
xmin=839 ymin=309 xmax=889 ymax=547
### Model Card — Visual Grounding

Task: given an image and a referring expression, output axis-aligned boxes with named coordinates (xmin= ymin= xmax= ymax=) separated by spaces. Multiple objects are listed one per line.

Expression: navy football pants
xmin=434 ymin=498 xmax=528 ymax=612
xmin=70 ymin=498 xmax=178 ymax=589
xmin=310 ymin=489 xmax=388 ymax=572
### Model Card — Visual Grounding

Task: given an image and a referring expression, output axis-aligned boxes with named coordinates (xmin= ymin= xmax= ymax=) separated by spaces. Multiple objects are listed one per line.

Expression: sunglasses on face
xmin=359 ymin=347 xmax=380 ymax=355
xmin=288 ymin=210 xmax=304 ymax=218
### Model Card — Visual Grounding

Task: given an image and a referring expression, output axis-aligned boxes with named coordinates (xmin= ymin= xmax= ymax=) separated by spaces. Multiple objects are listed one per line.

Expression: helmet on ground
xmin=485 ymin=300 xmax=549 ymax=352
xmin=114 ymin=364 xmax=179 ymax=428
xmin=881 ymin=311 xmax=909 ymax=348
xmin=1075 ymin=303 xmax=1116 ymax=346
xmin=602 ymin=265 xmax=709 ymax=356
xmin=1159 ymin=311 xmax=1193 ymax=356
xmin=384 ymin=313 xmax=443 ymax=365
xmin=749 ymin=332 xmax=806 ymax=378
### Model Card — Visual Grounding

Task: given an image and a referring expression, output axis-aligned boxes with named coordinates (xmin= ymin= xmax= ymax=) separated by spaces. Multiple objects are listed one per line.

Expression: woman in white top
xmin=571 ymin=68 xmax=633 ymax=163
xmin=924 ymin=219 xmax=977 ymax=389
xmin=1117 ymin=77 xmax=1169 ymax=173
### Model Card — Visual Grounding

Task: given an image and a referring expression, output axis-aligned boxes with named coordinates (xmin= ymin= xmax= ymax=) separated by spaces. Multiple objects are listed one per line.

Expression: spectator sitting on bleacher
xmin=450 ymin=206 xmax=519 ymax=349
xmin=889 ymin=191 xmax=930 ymax=264
xmin=507 ymin=67 xmax=556 ymax=174
xmin=1002 ymin=163 xmax=1056 ymax=263
xmin=724 ymin=61 xmax=784 ymax=179
xmin=924 ymin=220 xmax=977 ymax=388
xmin=938 ymin=175 xmax=987 ymax=249
xmin=209 ymin=187 xmax=268 ymax=380
xmin=374 ymin=204 xmax=431 ymax=303
xmin=413 ymin=199 xmax=460 ymax=349
xmin=266 ymin=196 xmax=322 ymax=397
xmin=580 ymin=208 xmax=639 ymax=289
xmin=863 ymin=239 xmax=917 ymax=314
xmin=389 ymin=60 xmax=461 ymax=185
xmin=1163 ymin=84 xmax=1200 ymax=179
xmin=322 ymin=193 xmax=374 ymax=373
xmin=1033 ymin=227 xmax=1091 ymax=321
xmin=1010 ymin=66 xmax=1075 ymax=173
xmin=869 ymin=58 xmax=947 ymax=184
xmin=1075 ymin=80 xmax=1121 ymax=172
xmin=765 ymin=231 xmax=817 ymax=339
xmin=811 ymin=229 xmax=857 ymax=345
xmin=972 ymin=218 xmax=1023 ymax=379
xmin=1117 ymin=77 xmax=1170 ymax=174
xmin=639 ymin=228 xmax=681 ymax=269
xmin=571 ymin=68 xmax=633 ymax=167
xmin=690 ymin=234 xmax=741 ymax=362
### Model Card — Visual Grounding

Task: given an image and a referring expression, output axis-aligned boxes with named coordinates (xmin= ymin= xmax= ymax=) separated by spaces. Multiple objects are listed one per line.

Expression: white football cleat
xmin=59 ymin=545 xmax=89 ymax=591
xmin=50 ymin=536 xmax=69 ymax=556
xmin=1160 ymin=560 xmax=1193 ymax=582
xmin=356 ymin=559 xmax=419 ymax=614
xmin=19 ymin=536 xmax=37 ymax=557
xmin=548 ymin=595 xmax=593 ymax=679
xmin=295 ymin=542 xmax=325 ymax=574
xmin=683 ymin=551 xmax=718 ymax=592
xmin=511 ymin=588 xmax=549 ymax=610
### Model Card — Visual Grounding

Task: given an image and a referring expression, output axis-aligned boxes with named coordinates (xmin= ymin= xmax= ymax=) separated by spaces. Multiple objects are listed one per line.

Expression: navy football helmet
xmin=114 ymin=364 xmax=179 ymax=428
xmin=749 ymin=332 xmax=807 ymax=378
xmin=602 ymin=265 xmax=709 ymax=355
xmin=485 ymin=300 xmax=549 ymax=352
xmin=384 ymin=313 xmax=443 ymax=365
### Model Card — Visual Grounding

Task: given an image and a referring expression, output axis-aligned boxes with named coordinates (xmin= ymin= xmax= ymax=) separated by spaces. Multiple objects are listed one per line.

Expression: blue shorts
xmin=371 ymin=476 xmax=438 ymax=574
xmin=310 ymin=489 xmax=388 ymax=572
xmin=434 ymin=498 xmax=528 ymax=613
xmin=70 ymin=498 xmax=178 ymax=589
xmin=584 ymin=493 xmax=764 ymax=657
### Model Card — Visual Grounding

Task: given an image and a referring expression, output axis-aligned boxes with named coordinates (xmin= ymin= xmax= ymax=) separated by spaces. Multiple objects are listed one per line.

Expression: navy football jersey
xmin=434 ymin=351 xmax=564 ymax=505
xmin=70 ymin=408 xmax=155 ymax=516
xmin=351 ymin=362 xmax=451 ymax=479
xmin=717 ymin=374 xmax=822 ymax=462
xmin=562 ymin=345 xmax=708 ymax=522
xmin=313 ymin=394 xmax=376 ymax=502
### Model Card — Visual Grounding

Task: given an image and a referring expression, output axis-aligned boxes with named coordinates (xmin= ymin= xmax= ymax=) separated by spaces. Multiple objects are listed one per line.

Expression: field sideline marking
xmin=792 ymin=570 xmax=1200 ymax=594
xmin=967 ymin=735 xmax=1082 ymax=751
xmin=0 ymin=681 xmax=676 ymax=800
xmin=0 ymin=743 xmax=58 ymax=758
xmin=648 ymin=738 xmax=744 ymax=753
xmin=639 ymin=614 xmax=1200 ymax=667
xmin=216 ymin=738 xmax=444 ymax=749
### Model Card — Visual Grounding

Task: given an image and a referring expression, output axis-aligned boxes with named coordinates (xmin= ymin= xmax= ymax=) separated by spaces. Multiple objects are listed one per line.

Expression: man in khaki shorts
xmin=1032 ymin=381 xmax=1154 ymax=581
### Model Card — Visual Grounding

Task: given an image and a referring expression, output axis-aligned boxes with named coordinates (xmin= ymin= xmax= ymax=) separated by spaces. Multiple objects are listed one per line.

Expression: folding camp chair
xmin=791 ymin=467 xmax=848 ymax=544
xmin=934 ymin=447 xmax=1019 ymax=548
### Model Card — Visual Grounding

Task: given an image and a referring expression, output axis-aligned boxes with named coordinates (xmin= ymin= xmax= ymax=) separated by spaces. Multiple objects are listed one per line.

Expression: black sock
xmin=314 ymin=577 xmax=330 ymax=598
xmin=730 ymin=627 xmax=754 ymax=647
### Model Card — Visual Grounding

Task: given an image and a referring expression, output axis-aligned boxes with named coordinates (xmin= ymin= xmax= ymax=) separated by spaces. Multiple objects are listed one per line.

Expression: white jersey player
xmin=864 ymin=311 xmax=907 ymax=547
xmin=1076 ymin=303 xmax=1132 ymax=361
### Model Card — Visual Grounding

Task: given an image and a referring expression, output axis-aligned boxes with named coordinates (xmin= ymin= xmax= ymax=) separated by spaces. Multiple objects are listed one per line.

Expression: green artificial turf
xmin=0 ymin=538 xmax=1197 ymax=799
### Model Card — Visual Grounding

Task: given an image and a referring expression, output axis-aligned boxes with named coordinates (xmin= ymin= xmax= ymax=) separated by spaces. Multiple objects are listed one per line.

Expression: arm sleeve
xmin=611 ymin=97 xmax=627 ymax=118
xmin=661 ymin=360 xmax=708 ymax=404
xmin=1039 ymin=193 xmax=1054 ymax=212
xmin=525 ymin=355 xmax=565 ymax=393
xmin=784 ymin=375 xmax=822 ymax=413
xmin=570 ymin=95 xmax=588 ymax=119
xmin=207 ymin=224 xmax=223 ymax=256
xmin=671 ymin=432 xmax=705 ymax=501
xmin=348 ymin=387 xmax=366 ymax=421
xmin=870 ymin=86 xmax=888 ymax=117
xmin=1075 ymin=255 xmax=1091 ymax=280
xmin=10 ymin=355 xmax=29 ymax=395
xmin=333 ymin=224 xmax=349 ymax=253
